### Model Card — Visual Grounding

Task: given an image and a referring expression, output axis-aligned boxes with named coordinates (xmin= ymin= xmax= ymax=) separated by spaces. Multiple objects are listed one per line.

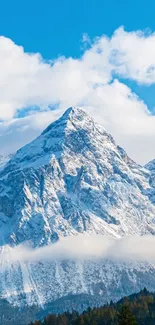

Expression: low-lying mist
xmin=1 ymin=234 xmax=155 ymax=264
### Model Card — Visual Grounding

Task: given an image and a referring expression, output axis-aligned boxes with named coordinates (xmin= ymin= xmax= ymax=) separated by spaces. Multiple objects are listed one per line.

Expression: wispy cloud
xmin=2 ymin=235 xmax=155 ymax=264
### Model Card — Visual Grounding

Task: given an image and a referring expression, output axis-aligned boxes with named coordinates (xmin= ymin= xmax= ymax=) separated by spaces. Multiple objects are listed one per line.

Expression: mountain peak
xmin=5 ymin=106 xmax=103 ymax=171
xmin=42 ymin=106 xmax=93 ymax=136
xmin=0 ymin=105 xmax=155 ymax=247
xmin=62 ymin=106 xmax=89 ymax=120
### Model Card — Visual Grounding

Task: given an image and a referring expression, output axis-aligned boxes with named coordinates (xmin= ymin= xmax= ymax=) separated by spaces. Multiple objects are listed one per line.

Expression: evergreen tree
xmin=117 ymin=305 xmax=138 ymax=325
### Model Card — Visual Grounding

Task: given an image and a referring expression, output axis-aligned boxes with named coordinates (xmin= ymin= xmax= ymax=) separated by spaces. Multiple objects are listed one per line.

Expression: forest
xmin=29 ymin=288 xmax=155 ymax=325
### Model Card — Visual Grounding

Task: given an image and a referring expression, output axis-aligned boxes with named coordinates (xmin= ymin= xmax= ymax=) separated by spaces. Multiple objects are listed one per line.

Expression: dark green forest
xmin=29 ymin=288 xmax=155 ymax=325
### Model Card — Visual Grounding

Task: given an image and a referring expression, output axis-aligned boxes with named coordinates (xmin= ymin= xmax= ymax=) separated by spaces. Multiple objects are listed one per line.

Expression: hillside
xmin=29 ymin=288 xmax=155 ymax=325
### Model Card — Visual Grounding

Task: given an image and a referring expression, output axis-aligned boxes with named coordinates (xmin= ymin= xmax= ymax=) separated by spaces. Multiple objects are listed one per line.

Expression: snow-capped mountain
xmin=0 ymin=106 xmax=154 ymax=246
xmin=0 ymin=107 xmax=155 ymax=316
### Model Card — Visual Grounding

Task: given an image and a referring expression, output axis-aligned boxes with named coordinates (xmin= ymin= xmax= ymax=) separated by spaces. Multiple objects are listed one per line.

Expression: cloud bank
xmin=1 ymin=27 xmax=155 ymax=162
xmin=2 ymin=235 xmax=155 ymax=264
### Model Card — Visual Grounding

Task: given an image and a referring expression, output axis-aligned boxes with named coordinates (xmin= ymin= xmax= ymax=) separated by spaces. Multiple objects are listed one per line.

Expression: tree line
xmin=29 ymin=288 xmax=155 ymax=325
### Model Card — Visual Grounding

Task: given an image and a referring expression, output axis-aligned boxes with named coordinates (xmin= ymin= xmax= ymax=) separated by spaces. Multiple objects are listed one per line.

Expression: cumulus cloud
xmin=1 ymin=27 xmax=155 ymax=162
xmin=2 ymin=235 xmax=155 ymax=264
xmin=110 ymin=28 xmax=155 ymax=84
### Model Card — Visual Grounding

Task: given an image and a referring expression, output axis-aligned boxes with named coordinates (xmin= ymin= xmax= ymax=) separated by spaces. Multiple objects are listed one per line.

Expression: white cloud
xmin=110 ymin=27 xmax=155 ymax=84
xmin=2 ymin=235 xmax=155 ymax=264
xmin=1 ymin=28 xmax=155 ymax=163
xmin=85 ymin=80 xmax=155 ymax=163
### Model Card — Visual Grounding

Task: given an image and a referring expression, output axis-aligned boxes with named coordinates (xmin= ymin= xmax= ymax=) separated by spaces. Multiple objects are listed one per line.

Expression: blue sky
xmin=0 ymin=0 xmax=155 ymax=163
xmin=0 ymin=0 xmax=155 ymax=110
xmin=0 ymin=0 xmax=155 ymax=58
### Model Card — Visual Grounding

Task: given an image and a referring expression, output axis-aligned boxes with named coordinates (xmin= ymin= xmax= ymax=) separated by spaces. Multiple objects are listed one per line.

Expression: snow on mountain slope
xmin=144 ymin=159 xmax=155 ymax=203
xmin=0 ymin=107 xmax=155 ymax=311
xmin=0 ymin=153 xmax=13 ymax=170
xmin=1 ymin=257 xmax=155 ymax=309
xmin=0 ymin=106 xmax=154 ymax=247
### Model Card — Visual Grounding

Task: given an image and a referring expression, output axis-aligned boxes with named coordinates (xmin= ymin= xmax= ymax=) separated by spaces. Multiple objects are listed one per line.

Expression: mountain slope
xmin=29 ymin=289 xmax=155 ymax=325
